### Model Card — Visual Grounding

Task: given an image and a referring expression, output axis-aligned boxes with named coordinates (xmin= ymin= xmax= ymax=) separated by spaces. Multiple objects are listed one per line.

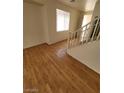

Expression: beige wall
xmin=86 ymin=0 xmax=100 ymax=40
xmin=43 ymin=0 xmax=81 ymax=44
xmin=23 ymin=2 xmax=45 ymax=48
xmin=84 ymin=11 xmax=93 ymax=15
xmin=91 ymin=0 xmax=100 ymax=20
xmin=76 ymin=11 xmax=93 ymax=28
xmin=24 ymin=0 xmax=82 ymax=48
xmin=81 ymin=11 xmax=93 ymax=26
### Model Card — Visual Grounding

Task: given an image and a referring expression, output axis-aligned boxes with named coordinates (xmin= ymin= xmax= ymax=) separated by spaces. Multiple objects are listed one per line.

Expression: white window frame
xmin=56 ymin=9 xmax=70 ymax=32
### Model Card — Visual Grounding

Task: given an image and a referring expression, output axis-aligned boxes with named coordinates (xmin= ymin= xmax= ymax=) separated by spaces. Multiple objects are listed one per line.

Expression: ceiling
xmin=24 ymin=0 xmax=97 ymax=11
xmin=58 ymin=0 xmax=97 ymax=11
xmin=24 ymin=0 xmax=47 ymax=5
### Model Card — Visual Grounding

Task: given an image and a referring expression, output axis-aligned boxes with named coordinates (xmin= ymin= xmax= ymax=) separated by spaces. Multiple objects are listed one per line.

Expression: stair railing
xmin=67 ymin=17 xmax=100 ymax=49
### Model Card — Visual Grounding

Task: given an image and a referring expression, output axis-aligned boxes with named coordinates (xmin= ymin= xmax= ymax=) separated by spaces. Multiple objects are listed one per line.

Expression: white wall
xmin=23 ymin=2 xmax=46 ymax=48
xmin=67 ymin=41 xmax=100 ymax=73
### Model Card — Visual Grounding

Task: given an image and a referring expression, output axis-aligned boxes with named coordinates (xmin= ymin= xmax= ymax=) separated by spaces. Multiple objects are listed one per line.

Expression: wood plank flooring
xmin=23 ymin=40 xmax=100 ymax=93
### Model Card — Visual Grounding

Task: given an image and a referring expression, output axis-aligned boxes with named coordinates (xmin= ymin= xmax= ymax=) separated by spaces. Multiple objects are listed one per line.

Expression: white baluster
xmin=97 ymin=32 xmax=100 ymax=40
xmin=67 ymin=18 xmax=100 ymax=49
xmin=91 ymin=19 xmax=100 ymax=41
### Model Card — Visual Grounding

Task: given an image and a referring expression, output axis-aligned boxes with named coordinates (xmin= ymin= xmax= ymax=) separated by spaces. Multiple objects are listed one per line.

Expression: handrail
xmin=67 ymin=17 xmax=100 ymax=49
xmin=69 ymin=17 xmax=99 ymax=33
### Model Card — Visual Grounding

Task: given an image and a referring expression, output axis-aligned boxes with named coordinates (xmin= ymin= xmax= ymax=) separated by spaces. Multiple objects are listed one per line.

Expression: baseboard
xmin=46 ymin=39 xmax=67 ymax=45
xmin=23 ymin=39 xmax=67 ymax=50
xmin=23 ymin=42 xmax=46 ymax=50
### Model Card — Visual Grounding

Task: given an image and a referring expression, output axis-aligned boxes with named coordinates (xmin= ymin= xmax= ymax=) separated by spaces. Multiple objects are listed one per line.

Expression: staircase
xmin=67 ymin=17 xmax=100 ymax=73
xmin=67 ymin=17 xmax=100 ymax=49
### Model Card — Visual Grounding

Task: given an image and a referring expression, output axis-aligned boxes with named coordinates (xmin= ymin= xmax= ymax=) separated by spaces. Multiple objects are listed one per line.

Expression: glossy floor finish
xmin=23 ymin=41 xmax=100 ymax=93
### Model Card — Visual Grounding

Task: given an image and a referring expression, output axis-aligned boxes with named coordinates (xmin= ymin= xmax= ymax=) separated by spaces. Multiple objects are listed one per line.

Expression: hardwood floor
xmin=23 ymin=40 xmax=100 ymax=93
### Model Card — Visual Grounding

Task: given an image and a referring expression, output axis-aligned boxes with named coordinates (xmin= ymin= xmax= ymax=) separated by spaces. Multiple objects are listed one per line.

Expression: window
xmin=82 ymin=14 xmax=92 ymax=26
xmin=56 ymin=9 xmax=70 ymax=32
